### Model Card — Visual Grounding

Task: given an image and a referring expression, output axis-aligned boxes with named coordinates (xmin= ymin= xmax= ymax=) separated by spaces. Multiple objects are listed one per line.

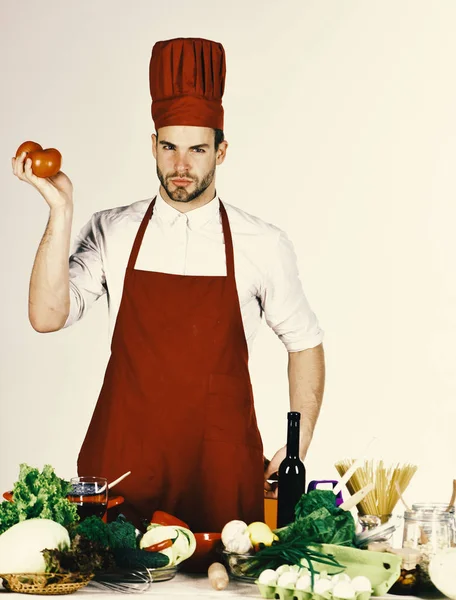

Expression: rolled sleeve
xmin=260 ymin=230 xmax=324 ymax=352
xmin=63 ymin=214 xmax=106 ymax=328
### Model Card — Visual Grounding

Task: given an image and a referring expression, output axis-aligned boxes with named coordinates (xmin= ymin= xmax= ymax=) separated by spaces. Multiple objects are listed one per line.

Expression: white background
xmin=1 ymin=0 xmax=455 ymax=517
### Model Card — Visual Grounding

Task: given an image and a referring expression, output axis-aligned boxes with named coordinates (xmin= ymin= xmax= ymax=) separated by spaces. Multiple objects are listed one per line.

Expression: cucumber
xmin=113 ymin=548 xmax=170 ymax=569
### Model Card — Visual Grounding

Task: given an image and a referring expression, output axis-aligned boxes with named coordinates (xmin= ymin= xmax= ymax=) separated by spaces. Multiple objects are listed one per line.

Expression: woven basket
xmin=0 ymin=572 xmax=93 ymax=595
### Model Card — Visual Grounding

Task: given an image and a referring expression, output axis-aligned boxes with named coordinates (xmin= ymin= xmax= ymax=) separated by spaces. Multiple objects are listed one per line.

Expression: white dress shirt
xmin=65 ymin=192 xmax=324 ymax=354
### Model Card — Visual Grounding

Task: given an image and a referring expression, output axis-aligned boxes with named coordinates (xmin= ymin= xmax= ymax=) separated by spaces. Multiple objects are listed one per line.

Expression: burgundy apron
xmin=78 ymin=198 xmax=265 ymax=531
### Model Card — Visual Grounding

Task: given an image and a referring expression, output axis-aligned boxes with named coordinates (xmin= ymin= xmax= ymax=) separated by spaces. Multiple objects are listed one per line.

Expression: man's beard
xmin=157 ymin=165 xmax=216 ymax=203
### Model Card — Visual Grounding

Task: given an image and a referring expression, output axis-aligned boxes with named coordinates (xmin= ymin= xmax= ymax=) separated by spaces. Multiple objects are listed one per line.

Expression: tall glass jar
xmin=411 ymin=503 xmax=455 ymax=545
xmin=403 ymin=510 xmax=453 ymax=591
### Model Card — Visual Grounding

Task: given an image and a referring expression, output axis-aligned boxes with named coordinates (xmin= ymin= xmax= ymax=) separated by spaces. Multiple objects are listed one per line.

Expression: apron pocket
xmin=204 ymin=373 xmax=261 ymax=447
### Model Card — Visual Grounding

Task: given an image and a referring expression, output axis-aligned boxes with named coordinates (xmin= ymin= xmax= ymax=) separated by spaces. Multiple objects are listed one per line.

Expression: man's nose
xmin=174 ymin=152 xmax=190 ymax=172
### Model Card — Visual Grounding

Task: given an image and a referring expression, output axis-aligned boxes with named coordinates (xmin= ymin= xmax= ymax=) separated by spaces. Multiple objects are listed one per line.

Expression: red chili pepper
xmin=150 ymin=510 xmax=189 ymax=529
xmin=144 ymin=538 xmax=173 ymax=553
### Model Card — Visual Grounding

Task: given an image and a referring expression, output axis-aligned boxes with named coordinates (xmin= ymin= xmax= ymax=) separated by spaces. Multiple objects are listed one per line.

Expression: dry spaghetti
xmin=335 ymin=459 xmax=417 ymax=520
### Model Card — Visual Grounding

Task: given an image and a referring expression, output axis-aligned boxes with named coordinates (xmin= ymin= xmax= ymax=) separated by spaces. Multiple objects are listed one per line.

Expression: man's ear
xmin=151 ymin=133 xmax=157 ymax=159
xmin=216 ymin=140 xmax=228 ymax=166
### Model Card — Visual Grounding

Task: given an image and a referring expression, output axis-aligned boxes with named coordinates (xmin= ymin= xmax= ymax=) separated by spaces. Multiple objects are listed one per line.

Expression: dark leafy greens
xmin=295 ymin=489 xmax=341 ymax=518
xmin=44 ymin=534 xmax=116 ymax=575
xmin=279 ymin=490 xmax=356 ymax=547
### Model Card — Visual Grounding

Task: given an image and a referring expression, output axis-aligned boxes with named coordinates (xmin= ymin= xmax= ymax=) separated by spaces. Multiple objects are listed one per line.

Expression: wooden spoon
xmin=395 ymin=481 xmax=411 ymax=511
xmin=99 ymin=471 xmax=131 ymax=494
xmin=446 ymin=479 xmax=456 ymax=512
xmin=340 ymin=482 xmax=374 ymax=511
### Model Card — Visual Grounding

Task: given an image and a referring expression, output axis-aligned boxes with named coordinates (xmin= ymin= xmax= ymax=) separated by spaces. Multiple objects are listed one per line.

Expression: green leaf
xmin=11 ymin=463 xmax=78 ymax=527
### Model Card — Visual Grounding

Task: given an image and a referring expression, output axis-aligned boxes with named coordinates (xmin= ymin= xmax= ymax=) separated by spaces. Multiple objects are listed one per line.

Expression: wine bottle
xmin=277 ymin=411 xmax=306 ymax=527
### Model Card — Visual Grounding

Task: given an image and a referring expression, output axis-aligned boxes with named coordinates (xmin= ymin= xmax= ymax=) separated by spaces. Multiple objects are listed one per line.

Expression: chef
xmin=12 ymin=37 xmax=325 ymax=531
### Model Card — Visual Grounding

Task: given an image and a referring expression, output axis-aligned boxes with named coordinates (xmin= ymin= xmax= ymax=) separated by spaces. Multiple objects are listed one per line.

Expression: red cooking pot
xmin=3 ymin=491 xmax=124 ymax=523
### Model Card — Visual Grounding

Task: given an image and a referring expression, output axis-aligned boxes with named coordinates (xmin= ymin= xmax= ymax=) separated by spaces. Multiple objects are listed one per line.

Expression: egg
xmin=277 ymin=571 xmax=300 ymax=589
xmin=332 ymin=581 xmax=356 ymax=599
xmin=258 ymin=569 xmax=278 ymax=586
xmin=314 ymin=578 xmax=333 ymax=595
xmin=295 ymin=574 xmax=312 ymax=591
xmin=276 ymin=564 xmax=291 ymax=575
xmin=331 ymin=573 xmax=351 ymax=587
xmin=290 ymin=564 xmax=301 ymax=573
xmin=351 ymin=576 xmax=372 ymax=593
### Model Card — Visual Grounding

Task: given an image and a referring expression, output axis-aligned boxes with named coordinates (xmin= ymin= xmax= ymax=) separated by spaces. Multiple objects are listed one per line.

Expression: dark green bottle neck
xmin=286 ymin=412 xmax=300 ymax=459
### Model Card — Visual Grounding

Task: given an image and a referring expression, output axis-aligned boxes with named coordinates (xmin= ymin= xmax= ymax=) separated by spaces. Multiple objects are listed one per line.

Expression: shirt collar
xmin=154 ymin=190 xmax=220 ymax=229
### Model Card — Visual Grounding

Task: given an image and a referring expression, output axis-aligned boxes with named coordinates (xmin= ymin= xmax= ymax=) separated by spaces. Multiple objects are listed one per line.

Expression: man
xmin=12 ymin=37 xmax=325 ymax=531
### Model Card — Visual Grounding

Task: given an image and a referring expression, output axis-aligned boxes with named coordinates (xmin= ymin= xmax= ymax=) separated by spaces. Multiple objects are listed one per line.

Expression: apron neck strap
xmin=127 ymin=197 xmax=157 ymax=271
xmin=219 ymin=201 xmax=235 ymax=279
xmin=127 ymin=197 xmax=235 ymax=280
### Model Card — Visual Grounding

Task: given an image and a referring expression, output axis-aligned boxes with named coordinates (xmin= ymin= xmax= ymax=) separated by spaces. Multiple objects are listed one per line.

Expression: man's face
xmin=152 ymin=126 xmax=226 ymax=203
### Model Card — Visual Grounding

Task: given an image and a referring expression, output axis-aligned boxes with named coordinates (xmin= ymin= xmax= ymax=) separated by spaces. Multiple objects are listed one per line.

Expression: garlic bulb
xmin=221 ymin=520 xmax=252 ymax=553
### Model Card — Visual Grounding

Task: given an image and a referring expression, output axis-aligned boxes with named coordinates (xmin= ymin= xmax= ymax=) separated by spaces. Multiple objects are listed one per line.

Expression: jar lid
xmin=356 ymin=521 xmax=397 ymax=545
xmin=404 ymin=509 xmax=453 ymax=522
xmin=412 ymin=502 xmax=455 ymax=514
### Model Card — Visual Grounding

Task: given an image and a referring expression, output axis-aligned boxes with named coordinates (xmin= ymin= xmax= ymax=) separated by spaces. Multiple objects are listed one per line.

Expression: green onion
xmin=241 ymin=537 xmax=346 ymax=587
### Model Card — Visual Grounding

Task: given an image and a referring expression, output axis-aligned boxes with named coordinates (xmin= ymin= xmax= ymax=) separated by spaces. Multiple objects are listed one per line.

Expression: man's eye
xmin=163 ymin=145 xmax=175 ymax=151
xmin=193 ymin=148 xmax=205 ymax=153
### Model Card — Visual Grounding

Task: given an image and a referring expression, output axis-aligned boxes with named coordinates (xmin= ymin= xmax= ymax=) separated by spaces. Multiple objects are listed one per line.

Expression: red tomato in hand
xmin=15 ymin=141 xmax=62 ymax=178
xmin=16 ymin=141 xmax=43 ymax=157
xmin=29 ymin=148 xmax=62 ymax=178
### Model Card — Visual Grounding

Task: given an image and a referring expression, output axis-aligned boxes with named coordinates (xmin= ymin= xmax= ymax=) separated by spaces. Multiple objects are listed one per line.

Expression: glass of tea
xmin=68 ymin=476 xmax=108 ymax=520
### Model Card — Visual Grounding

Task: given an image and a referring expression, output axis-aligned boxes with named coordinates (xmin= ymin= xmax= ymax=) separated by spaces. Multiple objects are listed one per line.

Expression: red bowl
xmin=182 ymin=532 xmax=222 ymax=573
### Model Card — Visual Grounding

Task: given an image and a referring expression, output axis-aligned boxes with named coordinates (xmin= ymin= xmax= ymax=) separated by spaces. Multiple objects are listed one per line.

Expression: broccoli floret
xmin=107 ymin=515 xmax=137 ymax=550
xmin=72 ymin=516 xmax=110 ymax=548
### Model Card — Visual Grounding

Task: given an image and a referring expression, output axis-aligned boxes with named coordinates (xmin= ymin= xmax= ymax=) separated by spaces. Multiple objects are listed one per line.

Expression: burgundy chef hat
xmin=149 ymin=37 xmax=226 ymax=130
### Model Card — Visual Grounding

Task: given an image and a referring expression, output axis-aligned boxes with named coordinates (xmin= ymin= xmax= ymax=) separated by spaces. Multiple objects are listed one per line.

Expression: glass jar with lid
xmin=411 ymin=503 xmax=455 ymax=544
xmin=403 ymin=510 xmax=453 ymax=591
